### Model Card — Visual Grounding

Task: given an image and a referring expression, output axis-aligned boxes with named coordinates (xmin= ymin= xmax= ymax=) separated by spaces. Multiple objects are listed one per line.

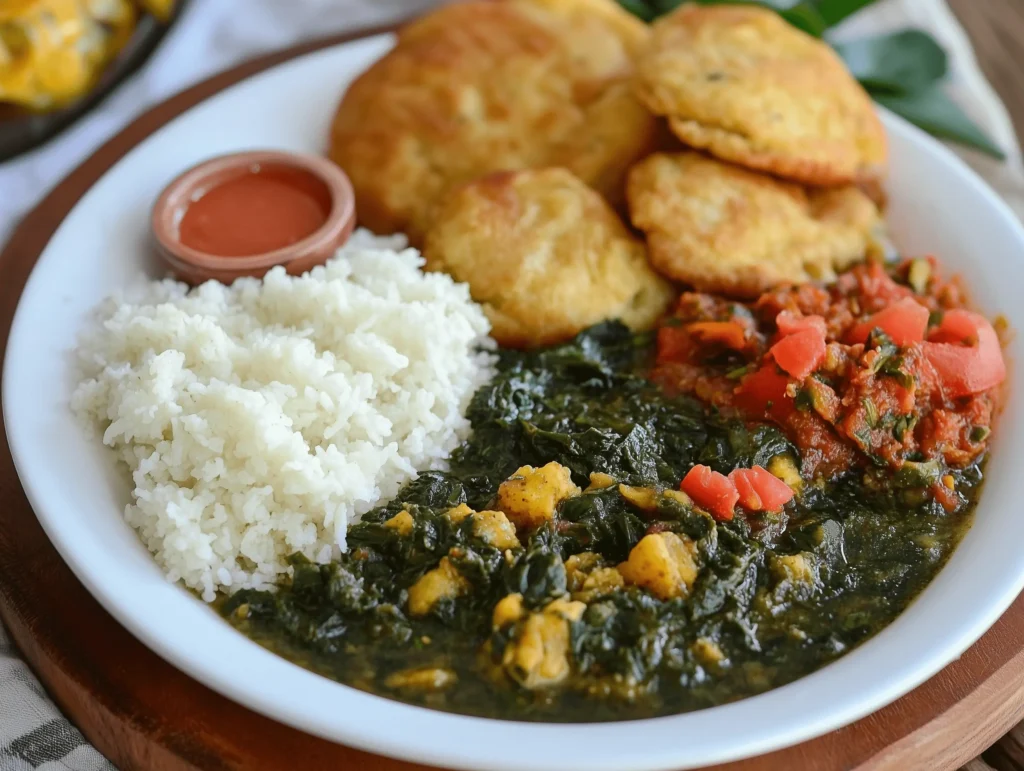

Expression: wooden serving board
xmin=1 ymin=22 xmax=1024 ymax=771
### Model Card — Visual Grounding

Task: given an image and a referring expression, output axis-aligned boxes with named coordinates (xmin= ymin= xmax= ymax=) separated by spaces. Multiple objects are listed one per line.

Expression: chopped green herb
xmin=892 ymin=414 xmax=919 ymax=442
xmin=794 ymin=387 xmax=814 ymax=412
xmin=862 ymin=397 xmax=879 ymax=428
xmin=894 ymin=459 xmax=942 ymax=489
xmin=969 ymin=426 xmax=991 ymax=443
xmin=726 ymin=364 xmax=752 ymax=381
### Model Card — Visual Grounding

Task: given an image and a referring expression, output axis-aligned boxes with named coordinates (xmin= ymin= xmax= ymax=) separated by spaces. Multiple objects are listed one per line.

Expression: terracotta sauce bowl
xmin=151 ymin=150 xmax=356 ymax=285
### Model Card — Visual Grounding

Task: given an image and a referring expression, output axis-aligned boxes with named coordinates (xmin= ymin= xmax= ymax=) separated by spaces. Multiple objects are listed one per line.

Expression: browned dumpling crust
xmin=627 ymin=152 xmax=882 ymax=298
xmin=329 ymin=0 xmax=659 ymax=243
xmin=633 ymin=4 xmax=887 ymax=186
xmin=424 ymin=167 xmax=675 ymax=348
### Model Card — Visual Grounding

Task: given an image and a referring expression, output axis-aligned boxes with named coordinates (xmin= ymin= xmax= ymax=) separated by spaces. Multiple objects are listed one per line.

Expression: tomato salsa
xmin=655 ymin=258 xmax=1006 ymax=508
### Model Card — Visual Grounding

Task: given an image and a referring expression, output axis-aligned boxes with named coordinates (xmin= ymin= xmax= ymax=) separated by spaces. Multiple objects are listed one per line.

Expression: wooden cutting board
xmin=2 ymin=21 xmax=1024 ymax=771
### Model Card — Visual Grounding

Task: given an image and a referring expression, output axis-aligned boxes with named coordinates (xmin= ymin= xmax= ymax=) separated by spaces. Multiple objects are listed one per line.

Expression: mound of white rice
xmin=71 ymin=231 xmax=495 ymax=601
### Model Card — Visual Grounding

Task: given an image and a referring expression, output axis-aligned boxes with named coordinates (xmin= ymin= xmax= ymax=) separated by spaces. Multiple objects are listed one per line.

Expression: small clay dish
xmin=152 ymin=150 xmax=356 ymax=284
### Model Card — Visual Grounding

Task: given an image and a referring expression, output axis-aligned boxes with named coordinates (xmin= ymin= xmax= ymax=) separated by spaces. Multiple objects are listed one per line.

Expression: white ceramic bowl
xmin=4 ymin=33 xmax=1024 ymax=771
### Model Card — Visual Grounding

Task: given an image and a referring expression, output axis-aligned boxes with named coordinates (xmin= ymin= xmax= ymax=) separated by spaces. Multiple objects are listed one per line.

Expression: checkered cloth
xmin=0 ymin=626 xmax=112 ymax=770
xmin=0 ymin=1 xmax=1020 ymax=769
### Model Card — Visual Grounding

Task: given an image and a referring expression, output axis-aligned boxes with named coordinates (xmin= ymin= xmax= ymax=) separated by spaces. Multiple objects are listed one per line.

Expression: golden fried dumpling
xmin=329 ymin=0 xmax=659 ymax=243
xmin=424 ymin=168 xmax=675 ymax=348
xmin=627 ymin=152 xmax=882 ymax=297
xmin=633 ymin=4 xmax=887 ymax=185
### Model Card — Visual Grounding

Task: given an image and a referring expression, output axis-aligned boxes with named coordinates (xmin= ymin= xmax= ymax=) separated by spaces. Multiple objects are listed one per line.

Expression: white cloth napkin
xmin=0 ymin=1 xmax=1021 ymax=769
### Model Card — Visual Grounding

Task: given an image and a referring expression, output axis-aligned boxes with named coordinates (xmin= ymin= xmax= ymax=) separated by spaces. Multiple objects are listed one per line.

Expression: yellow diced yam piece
xmin=445 ymin=503 xmax=474 ymax=524
xmin=581 ymin=567 xmax=625 ymax=595
xmin=407 ymin=557 xmax=469 ymax=617
xmin=384 ymin=667 xmax=457 ymax=691
xmin=662 ymin=489 xmax=692 ymax=506
xmin=502 ymin=599 xmax=583 ymax=690
xmin=618 ymin=484 xmax=659 ymax=512
xmin=383 ymin=510 xmax=414 ymax=536
xmin=771 ymin=553 xmax=815 ymax=585
xmin=692 ymin=637 xmax=725 ymax=666
xmin=544 ymin=597 xmax=586 ymax=622
xmin=503 ymin=612 xmax=570 ymax=689
xmin=497 ymin=462 xmax=580 ymax=531
xmin=585 ymin=472 xmax=616 ymax=491
xmin=492 ymin=593 xmax=526 ymax=629
xmin=618 ymin=532 xmax=699 ymax=600
xmin=564 ymin=552 xmax=603 ymax=591
xmin=472 ymin=510 xmax=520 ymax=550
xmin=564 ymin=554 xmax=624 ymax=599
xmin=768 ymin=454 xmax=803 ymax=493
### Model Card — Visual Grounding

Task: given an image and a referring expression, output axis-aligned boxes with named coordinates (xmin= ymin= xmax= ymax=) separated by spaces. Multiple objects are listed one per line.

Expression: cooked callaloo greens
xmin=222 ymin=302 xmax=986 ymax=720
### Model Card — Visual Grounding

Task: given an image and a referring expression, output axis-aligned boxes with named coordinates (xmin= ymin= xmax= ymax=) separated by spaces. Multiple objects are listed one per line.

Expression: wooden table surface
xmin=950 ymin=0 xmax=1024 ymax=139
xmin=951 ymin=4 xmax=1022 ymax=769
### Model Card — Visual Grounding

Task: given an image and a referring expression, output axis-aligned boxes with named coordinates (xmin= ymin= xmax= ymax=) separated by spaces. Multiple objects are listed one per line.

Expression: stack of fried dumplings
xmin=329 ymin=0 xmax=888 ymax=347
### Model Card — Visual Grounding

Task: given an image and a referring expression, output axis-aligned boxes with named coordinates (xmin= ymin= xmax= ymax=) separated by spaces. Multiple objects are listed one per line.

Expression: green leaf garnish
xmin=874 ymin=85 xmax=1007 ymax=160
xmin=814 ymin=0 xmax=878 ymax=27
xmin=617 ymin=0 xmax=658 ymax=21
xmin=779 ymin=3 xmax=828 ymax=37
xmin=834 ymin=30 xmax=947 ymax=94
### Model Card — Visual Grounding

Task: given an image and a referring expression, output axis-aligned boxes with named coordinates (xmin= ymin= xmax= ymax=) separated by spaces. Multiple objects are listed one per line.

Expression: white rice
xmin=71 ymin=230 xmax=495 ymax=601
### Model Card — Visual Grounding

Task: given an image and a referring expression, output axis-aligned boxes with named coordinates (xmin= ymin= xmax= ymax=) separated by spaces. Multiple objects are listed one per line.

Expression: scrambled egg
xmin=1 ymin=0 xmax=175 ymax=110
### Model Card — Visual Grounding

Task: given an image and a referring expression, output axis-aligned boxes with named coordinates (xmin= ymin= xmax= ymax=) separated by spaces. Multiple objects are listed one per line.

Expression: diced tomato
xmin=686 ymin=321 xmax=747 ymax=350
xmin=847 ymin=297 xmax=930 ymax=346
xmin=776 ymin=311 xmax=827 ymax=339
xmin=931 ymin=479 xmax=960 ymax=512
xmin=922 ymin=310 xmax=1006 ymax=398
xmin=680 ymin=465 xmax=739 ymax=521
xmin=769 ymin=328 xmax=826 ymax=380
xmin=928 ymin=309 xmax=980 ymax=345
xmin=859 ymin=262 xmax=914 ymax=308
xmin=657 ymin=326 xmax=691 ymax=364
xmin=734 ymin=364 xmax=791 ymax=417
xmin=729 ymin=466 xmax=794 ymax=512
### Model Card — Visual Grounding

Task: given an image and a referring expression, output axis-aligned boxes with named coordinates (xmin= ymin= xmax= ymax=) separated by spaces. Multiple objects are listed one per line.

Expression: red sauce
xmin=178 ymin=166 xmax=331 ymax=257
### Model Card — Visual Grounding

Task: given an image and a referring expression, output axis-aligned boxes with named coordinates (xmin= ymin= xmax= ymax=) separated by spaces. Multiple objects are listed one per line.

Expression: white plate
xmin=5 ymin=33 xmax=1024 ymax=771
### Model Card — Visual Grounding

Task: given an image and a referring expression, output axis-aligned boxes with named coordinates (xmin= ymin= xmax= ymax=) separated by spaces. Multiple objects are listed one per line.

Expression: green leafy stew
xmin=219 ymin=322 xmax=980 ymax=721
